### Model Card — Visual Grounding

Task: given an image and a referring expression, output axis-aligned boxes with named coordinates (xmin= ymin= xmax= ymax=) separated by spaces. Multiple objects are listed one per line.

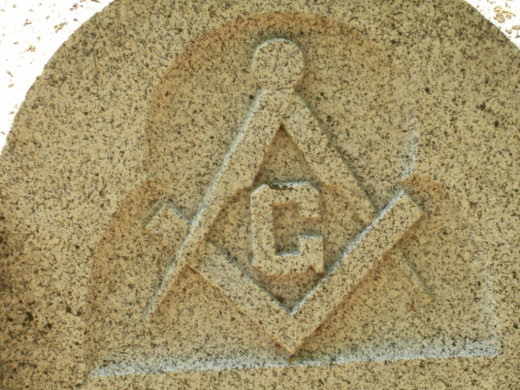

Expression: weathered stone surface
xmin=0 ymin=0 xmax=519 ymax=388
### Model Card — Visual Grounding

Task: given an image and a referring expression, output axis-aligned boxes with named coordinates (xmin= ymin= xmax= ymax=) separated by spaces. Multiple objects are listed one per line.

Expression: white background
xmin=1 ymin=0 xmax=519 ymax=154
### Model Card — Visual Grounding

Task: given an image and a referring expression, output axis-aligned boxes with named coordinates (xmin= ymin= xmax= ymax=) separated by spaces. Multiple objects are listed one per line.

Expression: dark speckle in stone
xmin=24 ymin=311 xmax=34 ymax=323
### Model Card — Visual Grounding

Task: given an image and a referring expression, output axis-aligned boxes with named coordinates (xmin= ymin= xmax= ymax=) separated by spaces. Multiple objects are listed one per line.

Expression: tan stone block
xmin=0 ymin=1 xmax=519 ymax=388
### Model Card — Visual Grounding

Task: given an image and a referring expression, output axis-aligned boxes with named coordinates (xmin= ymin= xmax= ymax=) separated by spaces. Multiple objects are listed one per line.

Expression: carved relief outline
xmin=144 ymin=39 xmax=430 ymax=354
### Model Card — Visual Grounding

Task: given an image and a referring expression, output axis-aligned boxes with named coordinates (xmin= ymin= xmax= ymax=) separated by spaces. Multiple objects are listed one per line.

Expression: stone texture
xmin=0 ymin=0 xmax=519 ymax=388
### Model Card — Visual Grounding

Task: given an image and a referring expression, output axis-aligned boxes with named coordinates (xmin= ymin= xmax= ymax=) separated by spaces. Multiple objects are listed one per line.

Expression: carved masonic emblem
xmin=145 ymin=39 xmax=430 ymax=354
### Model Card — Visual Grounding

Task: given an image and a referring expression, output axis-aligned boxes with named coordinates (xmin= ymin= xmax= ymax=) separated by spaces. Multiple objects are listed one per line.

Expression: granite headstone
xmin=1 ymin=0 xmax=519 ymax=388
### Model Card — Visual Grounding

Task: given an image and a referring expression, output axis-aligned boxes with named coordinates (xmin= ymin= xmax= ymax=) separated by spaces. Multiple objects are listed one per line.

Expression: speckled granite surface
xmin=0 ymin=0 xmax=519 ymax=388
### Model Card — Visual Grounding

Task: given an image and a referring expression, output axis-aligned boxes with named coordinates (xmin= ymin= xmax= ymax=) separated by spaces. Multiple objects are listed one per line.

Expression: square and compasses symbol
xmin=144 ymin=39 xmax=430 ymax=355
